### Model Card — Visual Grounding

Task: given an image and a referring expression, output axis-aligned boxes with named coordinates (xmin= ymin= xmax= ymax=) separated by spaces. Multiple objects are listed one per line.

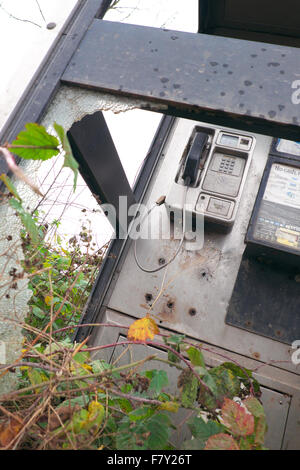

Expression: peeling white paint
xmin=42 ymin=85 xmax=168 ymax=132
xmin=0 ymin=158 xmax=41 ymax=394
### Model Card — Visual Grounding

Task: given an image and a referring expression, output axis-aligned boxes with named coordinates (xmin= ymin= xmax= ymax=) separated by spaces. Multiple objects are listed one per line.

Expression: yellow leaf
xmin=27 ymin=367 xmax=48 ymax=393
xmin=88 ymin=401 xmax=104 ymax=425
xmin=45 ymin=295 xmax=53 ymax=306
xmin=127 ymin=315 xmax=159 ymax=342
xmin=159 ymin=401 xmax=179 ymax=413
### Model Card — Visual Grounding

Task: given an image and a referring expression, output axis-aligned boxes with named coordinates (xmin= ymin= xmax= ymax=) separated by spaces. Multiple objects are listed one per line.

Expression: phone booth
xmin=1 ymin=0 xmax=300 ymax=449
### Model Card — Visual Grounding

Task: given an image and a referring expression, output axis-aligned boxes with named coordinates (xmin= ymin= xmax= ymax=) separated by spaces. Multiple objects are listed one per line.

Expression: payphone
xmin=165 ymin=126 xmax=255 ymax=231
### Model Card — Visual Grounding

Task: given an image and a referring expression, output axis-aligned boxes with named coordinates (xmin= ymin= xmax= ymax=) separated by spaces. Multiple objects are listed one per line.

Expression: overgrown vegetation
xmin=0 ymin=123 xmax=268 ymax=450
xmin=22 ymin=220 xmax=106 ymax=342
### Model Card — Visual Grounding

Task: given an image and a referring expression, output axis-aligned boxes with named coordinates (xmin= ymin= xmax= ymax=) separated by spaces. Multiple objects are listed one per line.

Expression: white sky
xmin=0 ymin=0 xmax=198 ymax=249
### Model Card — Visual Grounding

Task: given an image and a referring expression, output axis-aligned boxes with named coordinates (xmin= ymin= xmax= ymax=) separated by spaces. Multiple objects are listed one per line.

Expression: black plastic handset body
xmin=182 ymin=131 xmax=209 ymax=186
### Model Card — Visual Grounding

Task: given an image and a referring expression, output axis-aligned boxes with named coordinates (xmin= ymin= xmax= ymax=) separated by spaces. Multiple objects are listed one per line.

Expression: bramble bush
xmin=0 ymin=123 xmax=268 ymax=450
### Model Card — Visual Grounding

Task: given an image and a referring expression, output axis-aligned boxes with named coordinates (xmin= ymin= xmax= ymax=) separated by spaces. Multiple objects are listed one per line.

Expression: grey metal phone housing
xmin=166 ymin=127 xmax=255 ymax=230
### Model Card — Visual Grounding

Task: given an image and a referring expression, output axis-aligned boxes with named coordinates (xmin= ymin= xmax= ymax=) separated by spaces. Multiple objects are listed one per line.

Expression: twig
xmin=0 ymin=3 xmax=42 ymax=28
xmin=35 ymin=0 xmax=46 ymax=23
xmin=108 ymin=388 xmax=164 ymax=407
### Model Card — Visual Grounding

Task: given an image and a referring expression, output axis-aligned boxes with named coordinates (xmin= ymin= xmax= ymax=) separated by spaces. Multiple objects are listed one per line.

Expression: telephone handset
xmin=182 ymin=131 xmax=209 ymax=186
xmin=166 ymin=126 xmax=255 ymax=230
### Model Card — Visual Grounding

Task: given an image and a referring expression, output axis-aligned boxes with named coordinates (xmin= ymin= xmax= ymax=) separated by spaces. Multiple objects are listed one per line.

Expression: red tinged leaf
xmin=0 ymin=417 xmax=23 ymax=448
xmin=243 ymin=397 xmax=267 ymax=445
xmin=205 ymin=433 xmax=240 ymax=450
xmin=221 ymin=398 xmax=255 ymax=437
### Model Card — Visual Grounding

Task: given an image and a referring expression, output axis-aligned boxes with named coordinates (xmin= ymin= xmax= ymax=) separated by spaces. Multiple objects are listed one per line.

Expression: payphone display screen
xmin=253 ymin=163 xmax=300 ymax=251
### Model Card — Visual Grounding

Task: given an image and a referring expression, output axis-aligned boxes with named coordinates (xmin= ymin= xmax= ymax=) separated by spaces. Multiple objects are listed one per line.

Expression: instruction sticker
xmin=263 ymin=163 xmax=300 ymax=210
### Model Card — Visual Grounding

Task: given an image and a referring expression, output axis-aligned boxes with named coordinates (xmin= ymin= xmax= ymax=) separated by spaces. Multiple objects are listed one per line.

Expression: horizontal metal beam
xmin=62 ymin=19 xmax=300 ymax=141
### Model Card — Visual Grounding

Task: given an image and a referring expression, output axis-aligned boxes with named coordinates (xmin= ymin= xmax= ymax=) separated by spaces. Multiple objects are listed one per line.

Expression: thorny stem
xmin=84 ymin=340 xmax=214 ymax=396
xmin=0 ymin=355 xmax=158 ymax=402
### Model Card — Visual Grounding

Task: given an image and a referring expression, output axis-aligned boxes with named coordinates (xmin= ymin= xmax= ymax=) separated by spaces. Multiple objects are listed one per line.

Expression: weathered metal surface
xmin=226 ymin=252 xmax=300 ymax=344
xmin=63 ymin=19 xmax=300 ymax=140
xmin=95 ymin=117 xmax=300 ymax=377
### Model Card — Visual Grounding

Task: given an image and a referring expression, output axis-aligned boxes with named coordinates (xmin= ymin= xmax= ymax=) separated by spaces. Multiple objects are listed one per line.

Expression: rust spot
xmin=189 ymin=308 xmax=197 ymax=317
xmin=157 ymin=297 xmax=177 ymax=323
xmin=252 ymin=352 xmax=261 ymax=360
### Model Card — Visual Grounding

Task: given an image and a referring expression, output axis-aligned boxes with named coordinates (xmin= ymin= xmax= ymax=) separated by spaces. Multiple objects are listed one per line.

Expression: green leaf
xmin=32 ymin=306 xmax=45 ymax=320
xmin=128 ymin=407 xmax=154 ymax=422
xmin=27 ymin=368 xmax=48 ymax=391
xmin=243 ymin=397 xmax=267 ymax=445
xmin=165 ymin=334 xmax=185 ymax=346
xmin=187 ymin=346 xmax=206 ymax=368
xmin=146 ymin=414 xmax=171 ymax=450
xmin=147 ymin=370 xmax=168 ymax=395
xmin=54 ymin=123 xmax=79 ymax=191
xmin=188 ymin=416 xmax=225 ymax=443
xmin=212 ymin=366 xmax=241 ymax=400
xmin=164 ymin=334 xmax=185 ymax=364
xmin=10 ymin=123 xmax=59 ymax=160
xmin=194 ymin=366 xmax=208 ymax=377
xmin=243 ymin=397 xmax=265 ymax=418
xmin=58 ymin=396 xmax=89 ymax=409
xmin=117 ymin=398 xmax=133 ymax=413
xmin=0 ymin=174 xmax=22 ymax=201
xmin=91 ymin=359 xmax=111 ymax=374
xmin=182 ymin=438 xmax=206 ymax=450
xmin=198 ymin=366 xmax=240 ymax=411
xmin=116 ymin=417 xmax=148 ymax=450
xmin=221 ymin=362 xmax=252 ymax=380
xmin=222 ymin=362 xmax=261 ymax=396
xmin=73 ymin=350 xmax=90 ymax=365
xmin=9 ymin=198 xmax=40 ymax=244
xmin=178 ymin=370 xmax=198 ymax=408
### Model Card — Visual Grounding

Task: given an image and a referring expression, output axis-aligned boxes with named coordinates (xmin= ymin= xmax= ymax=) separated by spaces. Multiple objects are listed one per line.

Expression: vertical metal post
xmin=67 ymin=111 xmax=136 ymax=238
